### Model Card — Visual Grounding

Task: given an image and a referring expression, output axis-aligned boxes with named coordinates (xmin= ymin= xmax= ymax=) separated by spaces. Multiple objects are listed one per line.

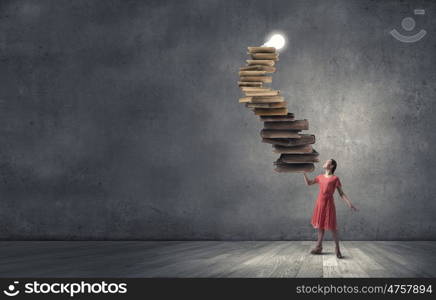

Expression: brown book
xmin=245 ymin=90 xmax=279 ymax=97
xmin=277 ymin=153 xmax=320 ymax=163
xmin=272 ymin=144 xmax=313 ymax=154
xmin=246 ymin=102 xmax=287 ymax=108
xmin=239 ymin=76 xmax=272 ymax=83
xmin=238 ymin=81 xmax=263 ymax=87
xmin=239 ymin=97 xmax=252 ymax=103
xmin=262 ymin=134 xmax=315 ymax=146
xmin=264 ymin=119 xmax=309 ymax=130
xmin=260 ymin=113 xmax=295 ymax=121
xmin=250 ymin=95 xmax=284 ymax=103
xmin=239 ymin=70 xmax=268 ymax=76
xmin=247 ymin=46 xmax=276 ymax=53
xmin=241 ymin=87 xmax=272 ymax=92
xmin=254 ymin=107 xmax=288 ymax=116
xmin=246 ymin=60 xmax=275 ymax=66
xmin=240 ymin=65 xmax=276 ymax=73
xmin=274 ymin=162 xmax=315 ymax=173
xmin=260 ymin=129 xmax=301 ymax=139
xmin=249 ymin=53 xmax=279 ymax=61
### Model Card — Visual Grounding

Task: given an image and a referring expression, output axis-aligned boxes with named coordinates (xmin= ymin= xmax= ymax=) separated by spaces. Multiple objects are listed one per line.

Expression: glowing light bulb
xmin=262 ymin=33 xmax=286 ymax=50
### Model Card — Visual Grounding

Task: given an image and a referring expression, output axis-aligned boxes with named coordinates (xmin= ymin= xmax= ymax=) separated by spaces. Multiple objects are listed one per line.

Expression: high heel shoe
xmin=310 ymin=245 xmax=322 ymax=254
xmin=335 ymin=247 xmax=343 ymax=259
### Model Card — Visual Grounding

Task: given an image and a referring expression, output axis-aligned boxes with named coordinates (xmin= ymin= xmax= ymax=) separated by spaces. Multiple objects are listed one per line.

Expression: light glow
xmin=262 ymin=33 xmax=286 ymax=50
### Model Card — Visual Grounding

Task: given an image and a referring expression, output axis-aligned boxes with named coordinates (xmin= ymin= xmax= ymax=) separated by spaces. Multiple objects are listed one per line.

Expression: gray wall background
xmin=0 ymin=0 xmax=435 ymax=240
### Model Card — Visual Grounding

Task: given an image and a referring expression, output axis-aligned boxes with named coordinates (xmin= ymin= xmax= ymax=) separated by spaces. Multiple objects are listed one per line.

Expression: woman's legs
xmin=310 ymin=228 xmax=325 ymax=254
xmin=331 ymin=229 xmax=340 ymax=249
xmin=316 ymin=229 xmax=325 ymax=248
xmin=331 ymin=229 xmax=343 ymax=258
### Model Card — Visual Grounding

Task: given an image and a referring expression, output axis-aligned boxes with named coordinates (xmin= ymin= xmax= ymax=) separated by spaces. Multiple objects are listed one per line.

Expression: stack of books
xmin=238 ymin=46 xmax=319 ymax=173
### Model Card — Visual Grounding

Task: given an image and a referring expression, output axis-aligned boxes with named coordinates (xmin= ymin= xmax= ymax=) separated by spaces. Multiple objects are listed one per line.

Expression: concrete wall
xmin=0 ymin=0 xmax=435 ymax=240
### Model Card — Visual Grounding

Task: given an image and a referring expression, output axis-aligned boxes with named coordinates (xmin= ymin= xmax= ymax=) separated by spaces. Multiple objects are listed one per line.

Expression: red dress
xmin=311 ymin=174 xmax=342 ymax=230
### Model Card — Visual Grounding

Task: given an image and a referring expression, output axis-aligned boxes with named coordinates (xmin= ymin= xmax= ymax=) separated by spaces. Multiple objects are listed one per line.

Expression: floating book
xmin=264 ymin=119 xmax=308 ymax=130
xmin=254 ymin=107 xmax=288 ymax=116
xmin=238 ymin=46 xmax=319 ymax=173
xmin=260 ymin=129 xmax=301 ymax=139
xmin=261 ymin=112 xmax=295 ymax=122
xmin=276 ymin=151 xmax=320 ymax=163
xmin=274 ymin=162 xmax=315 ymax=173
xmin=246 ymin=60 xmax=275 ymax=66
xmin=247 ymin=46 xmax=276 ymax=53
xmin=273 ymin=144 xmax=313 ymax=154
xmin=246 ymin=102 xmax=287 ymax=108
xmin=262 ymin=134 xmax=315 ymax=147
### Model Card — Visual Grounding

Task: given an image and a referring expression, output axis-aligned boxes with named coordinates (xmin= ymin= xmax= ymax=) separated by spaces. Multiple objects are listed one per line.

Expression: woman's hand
xmin=302 ymin=172 xmax=314 ymax=185
xmin=349 ymin=203 xmax=358 ymax=212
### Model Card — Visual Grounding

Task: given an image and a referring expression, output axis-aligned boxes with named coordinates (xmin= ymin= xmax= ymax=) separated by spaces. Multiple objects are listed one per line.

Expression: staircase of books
xmin=238 ymin=46 xmax=319 ymax=173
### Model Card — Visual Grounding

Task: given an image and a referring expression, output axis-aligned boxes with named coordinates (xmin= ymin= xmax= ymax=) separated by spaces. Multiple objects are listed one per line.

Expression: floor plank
xmin=270 ymin=242 xmax=309 ymax=277
xmin=296 ymin=244 xmax=324 ymax=277
xmin=346 ymin=242 xmax=390 ymax=277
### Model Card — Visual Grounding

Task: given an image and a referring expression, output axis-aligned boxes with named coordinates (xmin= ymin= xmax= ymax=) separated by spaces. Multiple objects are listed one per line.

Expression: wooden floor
xmin=0 ymin=241 xmax=435 ymax=277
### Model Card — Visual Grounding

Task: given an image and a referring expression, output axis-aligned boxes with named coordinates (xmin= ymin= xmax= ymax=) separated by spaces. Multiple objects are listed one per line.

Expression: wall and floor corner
xmin=0 ymin=0 xmax=435 ymax=241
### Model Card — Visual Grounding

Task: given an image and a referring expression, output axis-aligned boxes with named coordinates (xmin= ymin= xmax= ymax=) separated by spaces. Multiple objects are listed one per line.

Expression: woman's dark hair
xmin=330 ymin=159 xmax=337 ymax=174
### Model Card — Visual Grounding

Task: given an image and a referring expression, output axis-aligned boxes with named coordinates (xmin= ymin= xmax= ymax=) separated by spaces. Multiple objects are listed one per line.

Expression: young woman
xmin=303 ymin=159 xmax=357 ymax=258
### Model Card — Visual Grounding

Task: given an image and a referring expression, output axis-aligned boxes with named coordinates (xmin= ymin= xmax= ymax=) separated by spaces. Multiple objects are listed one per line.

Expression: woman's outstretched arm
xmin=336 ymin=186 xmax=358 ymax=211
xmin=303 ymin=173 xmax=317 ymax=186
